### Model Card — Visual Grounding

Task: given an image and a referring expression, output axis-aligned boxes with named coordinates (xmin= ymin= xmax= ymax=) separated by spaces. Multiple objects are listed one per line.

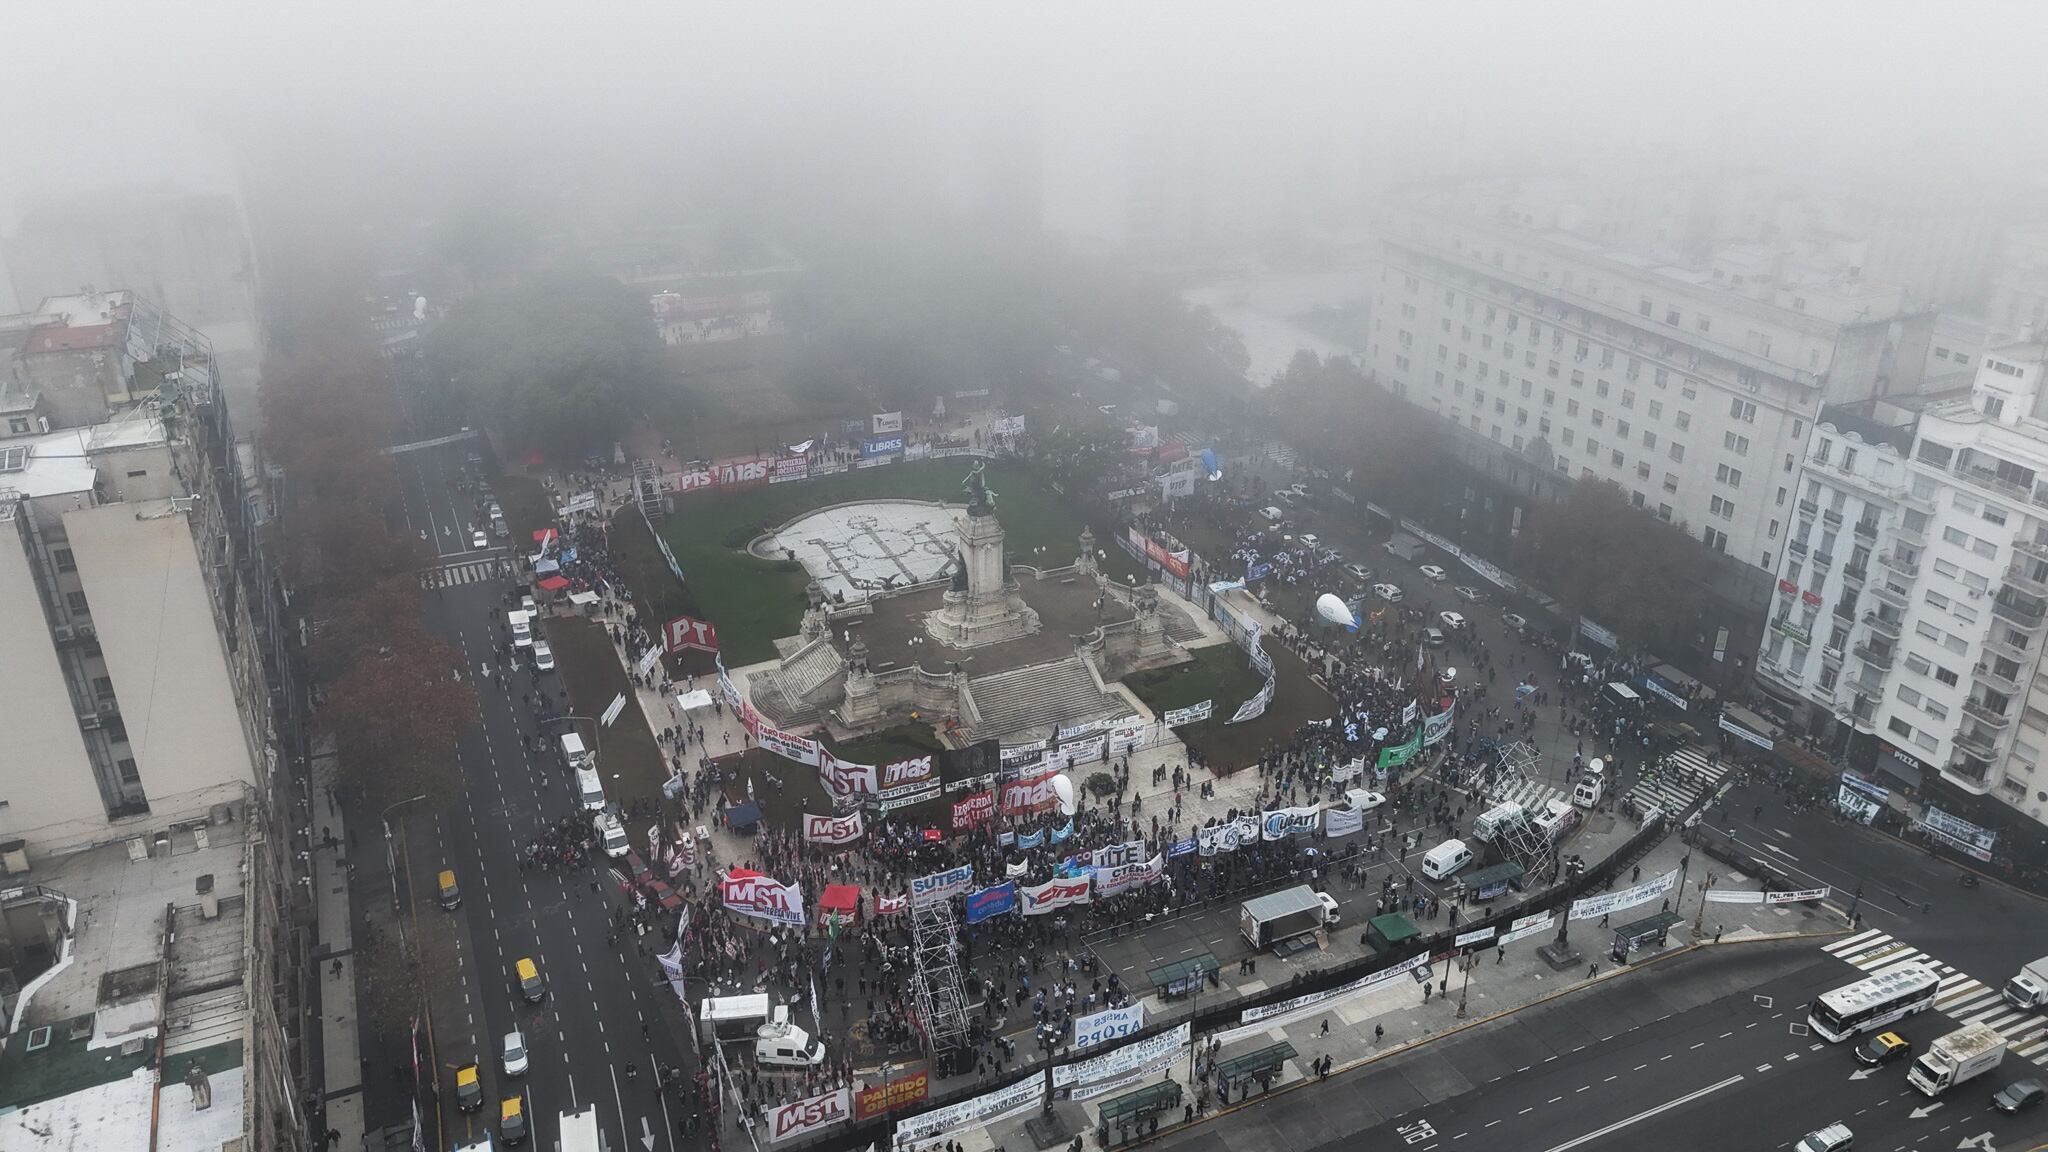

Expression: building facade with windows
xmin=1369 ymin=203 xmax=1936 ymax=578
xmin=1759 ymin=335 xmax=2048 ymax=826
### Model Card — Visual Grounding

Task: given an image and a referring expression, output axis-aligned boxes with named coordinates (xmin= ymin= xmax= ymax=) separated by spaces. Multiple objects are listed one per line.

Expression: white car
xmin=1346 ymin=790 xmax=1387 ymax=813
xmin=471 ymin=529 xmax=488 ymax=550
xmin=1315 ymin=891 xmax=1341 ymax=926
xmin=532 ymin=640 xmax=555 ymax=672
xmin=1373 ymin=582 xmax=1403 ymax=603
xmin=1423 ymin=626 xmax=1446 ymax=647
xmin=1439 ymin=611 xmax=1468 ymax=631
xmin=1289 ymin=482 xmax=1310 ymax=497
xmin=1418 ymin=564 xmax=1448 ymax=582
xmin=502 ymin=1030 xmax=529 ymax=1077
xmin=1503 ymin=612 xmax=1529 ymax=634
xmin=1298 ymin=533 xmax=1320 ymax=549
xmin=1453 ymin=585 xmax=1483 ymax=602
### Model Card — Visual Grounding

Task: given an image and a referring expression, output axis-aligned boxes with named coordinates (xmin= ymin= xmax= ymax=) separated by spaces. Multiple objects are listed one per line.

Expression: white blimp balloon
xmin=1315 ymin=592 xmax=1359 ymax=632
xmin=1051 ymin=773 xmax=1077 ymax=816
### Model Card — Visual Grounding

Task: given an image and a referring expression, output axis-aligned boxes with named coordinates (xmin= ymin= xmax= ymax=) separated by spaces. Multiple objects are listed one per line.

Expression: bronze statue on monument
xmin=962 ymin=459 xmax=996 ymax=516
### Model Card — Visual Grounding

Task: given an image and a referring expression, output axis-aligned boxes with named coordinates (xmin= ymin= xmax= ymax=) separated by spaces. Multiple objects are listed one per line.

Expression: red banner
xmin=854 ymin=1072 xmax=930 ymax=1120
xmin=1001 ymin=771 xmax=1061 ymax=816
xmin=676 ymin=453 xmax=776 ymax=494
xmin=664 ymin=615 xmax=720 ymax=654
xmin=952 ymin=790 xmax=995 ymax=830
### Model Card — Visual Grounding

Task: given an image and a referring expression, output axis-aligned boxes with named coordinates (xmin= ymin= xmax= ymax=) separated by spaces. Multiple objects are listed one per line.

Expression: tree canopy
xmin=429 ymin=272 xmax=663 ymax=457
xmin=1515 ymin=477 xmax=1707 ymax=650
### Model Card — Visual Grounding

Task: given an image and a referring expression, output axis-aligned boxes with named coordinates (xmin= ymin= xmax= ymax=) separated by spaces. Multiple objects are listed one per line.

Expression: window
xmin=1669 ymin=443 xmax=1686 ymax=462
xmin=1434 ymin=371 xmax=1446 ymax=388
xmin=1703 ymin=526 xmax=1727 ymax=552
xmin=1548 ymin=360 xmax=1561 ymax=379
xmin=1888 ymin=717 xmax=1914 ymax=739
xmin=1663 ymin=472 xmax=1679 ymax=493
xmin=1567 ymin=399 xmax=1581 ymax=416
xmin=1517 ymin=407 xmax=1529 ymax=426
xmin=1586 ymin=438 xmax=1600 ymax=458
xmin=1539 ymin=417 xmax=1551 ymax=434
xmin=1570 ymin=369 xmax=1584 ymax=387
xmin=1682 ymin=381 xmax=1698 ymax=400
xmin=1562 ymin=428 xmax=1575 ymax=446
xmin=1521 ymin=379 xmax=1533 ymax=397
xmin=66 ymin=591 xmax=90 ymax=615
xmin=92 ymin=675 xmax=114 ymax=698
xmin=1611 ymin=450 xmax=1625 ymax=467
xmin=1621 ymin=389 xmax=1635 ymax=409
xmin=1923 ymin=700 xmax=1949 ymax=722
xmin=1544 ymin=389 xmax=1556 ymax=406
xmin=1925 ymin=590 xmax=1950 ymax=610
xmin=1984 ymin=506 xmax=2008 ymax=526
xmin=1596 ymin=379 xmax=1610 ymax=398
xmin=1724 ymin=432 xmax=1750 ymax=456
xmin=1730 ymin=399 xmax=1757 ymax=423
xmin=6 ymin=417 xmax=29 ymax=435
xmin=1916 ymin=621 xmax=1943 ymax=642
xmin=1716 ymin=464 xmax=1742 ymax=487
xmin=1936 ymin=666 xmax=1960 ymax=687
xmin=1710 ymin=496 xmax=1736 ymax=520
xmin=1973 ymin=538 xmax=1997 ymax=558
xmin=1665 ymin=308 xmax=1682 ymax=325
xmin=54 ymin=547 xmax=75 ymax=572
xmin=1943 ymin=526 xmax=1969 ymax=546
xmin=1639 ymin=299 xmax=1654 ymax=317
xmin=1616 ymin=420 xmax=1630 ymax=440
xmin=1904 ymin=653 xmax=1931 ymax=676
xmin=1768 ymin=519 xmax=1779 ymax=539
xmin=1658 ymin=503 xmax=1673 ymax=521
xmin=117 ymin=758 xmax=141 ymax=785
xmin=1777 ymin=486 xmax=1788 ymax=506
xmin=1592 ymin=409 xmax=1605 ymax=428
xmin=1897 ymin=684 xmax=1923 ymax=707
xmin=1697 ymin=316 xmax=1712 ymax=333
xmin=1643 ymin=431 xmax=1657 ymax=449
xmin=1637 ymin=461 xmax=1652 ymax=480
xmin=1675 ymin=411 xmax=1691 ymax=431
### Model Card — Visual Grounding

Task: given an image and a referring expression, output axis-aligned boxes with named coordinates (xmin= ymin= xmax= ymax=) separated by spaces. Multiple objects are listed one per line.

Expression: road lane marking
xmin=1536 ymin=1075 xmax=1746 ymax=1152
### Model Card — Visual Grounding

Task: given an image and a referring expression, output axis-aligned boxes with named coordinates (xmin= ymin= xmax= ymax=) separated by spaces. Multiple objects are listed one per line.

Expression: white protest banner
xmin=1455 ymin=926 xmax=1498 ymax=948
xmin=1223 ymin=954 xmax=1431 ymax=1039
xmin=1163 ymin=701 xmax=1213 ymax=727
xmin=1704 ymin=889 xmax=1764 ymax=904
xmin=1422 ymin=706 xmax=1456 ymax=747
xmin=1500 ymin=913 xmax=1556 ymax=945
xmin=637 ymin=645 xmax=665 ymax=678
xmin=721 ymin=870 xmax=806 ymax=925
xmin=1068 ymin=1064 xmax=1166 ymax=1102
xmin=892 ymin=1075 xmax=1043 ymax=1149
xmin=803 ymin=811 xmax=865 ymax=845
xmin=770 ymin=1086 xmax=852 ymax=1143
xmin=1072 ymin=1003 xmax=1146 ymax=1050
xmin=1088 ymin=841 xmax=1146 ymax=869
xmin=1107 ymin=719 xmax=1151 ymax=755
xmin=1332 ymin=757 xmax=1366 ymax=786
xmin=601 ymin=692 xmax=627 ymax=728
xmin=1056 ymin=1023 xmax=1191 ymax=1089
xmin=1021 ymin=876 xmax=1092 ymax=915
xmin=912 ymin=864 xmax=975 ymax=907
xmin=1323 ymin=805 xmax=1365 ymax=839
xmin=1402 ymin=699 xmax=1420 ymax=726
xmin=1261 ymin=805 xmax=1320 ymax=841
xmin=1196 ymin=824 xmax=1234 ymax=856
xmin=757 ymin=723 xmax=821 ymax=766
xmin=820 ymin=752 xmax=879 ymax=799
xmin=1569 ymin=869 xmax=1678 ymax=921
xmin=1092 ymin=855 xmax=1164 ymax=899
xmin=1765 ymin=887 xmax=1830 ymax=905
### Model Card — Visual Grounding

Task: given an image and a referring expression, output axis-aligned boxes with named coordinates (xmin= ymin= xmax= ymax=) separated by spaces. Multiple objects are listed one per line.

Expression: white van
xmin=754 ymin=1022 xmax=827 ymax=1068
xmin=1533 ymin=799 xmax=1580 ymax=841
xmin=1259 ymin=506 xmax=1285 ymax=523
xmin=509 ymin=609 xmax=533 ymax=648
xmin=575 ymin=767 xmax=606 ymax=812
xmin=1472 ymin=802 xmax=1524 ymax=843
xmin=559 ymin=732 xmax=594 ymax=772
xmin=1421 ymin=838 xmax=1474 ymax=880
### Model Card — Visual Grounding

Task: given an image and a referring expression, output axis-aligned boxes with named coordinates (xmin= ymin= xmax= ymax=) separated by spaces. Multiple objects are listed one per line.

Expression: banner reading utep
xmin=721 ymin=870 xmax=806 ymax=925
xmin=912 ymin=864 xmax=974 ymax=907
xmin=952 ymin=790 xmax=995 ymax=831
xmin=1092 ymin=854 xmax=1164 ymax=899
xmin=819 ymin=752 xmax=878 ymax=798
xmin=756 ymin=723 xmax=821 ymax=766
xmin=1001 ymin=771 xmax=1062 ymax=815
xmin=803 ymin=811 xmax=864 ymax=845
xmin=768 ymin=1086 xmax=851 ymax=1144
xmin=1021 ymin=875 xmax=1092 ymax=915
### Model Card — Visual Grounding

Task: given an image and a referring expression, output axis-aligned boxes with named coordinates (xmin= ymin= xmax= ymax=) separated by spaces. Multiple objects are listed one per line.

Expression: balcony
xmin=1954 ymin=728 xmax=1999 ymax=762
xmin=1900 ymin=486 xmax=1936 ymax=514
xmin=1798 ymin=498 xmax=1821 ymax=517
xmin=1976 ymin=662 xmax=2023 ymax=696
xmin=1985 ymin=629 xmax=2033 ymax=663
xmin=1851 ymin=642 xmax=1895 ymax=670
xmin=1877 ymin=551 xmax=1920 ymax=577
xmin=1862 ymin=612 xmax=1903 ymax=639
xmin=1892 ymin=521 xmax=1927 ymax=548
xmin=2007 ymin=563 xmax=2048 ymax=598
xmin=1992 ymin=593 xmax=2048 ymax=631
xmin=1841 ymin=562 xmax=1869 ymax=585
xmin=1821 ymin=646 xmax=1846 ymax=666
xmin=1770 ymin=618 xmax=1813 ymax=644
xmin=1822 ymin=508 xmax=1844 ymax=527
xmin=2015 ymin=536 xmax=2048 ymax=563
xmin=1789 ymin=538 xmax=1810 ymax=556
xmin=1964 ymin=700 xmax=2012 ymax=730
xmin=1853 ymin=520 xmax=1879 ymax=540
xmin=1868 ymin=581 xmax=1909 ymax=607
xmin=1850 ymin=693 xmax=1879 ymax=724
xmin=1954 ymin=462 xmax=2035 ymax=506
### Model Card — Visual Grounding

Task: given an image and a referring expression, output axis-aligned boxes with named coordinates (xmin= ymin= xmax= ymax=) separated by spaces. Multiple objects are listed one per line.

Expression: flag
xmin=828 ymin=909 xmax=841 ymax=940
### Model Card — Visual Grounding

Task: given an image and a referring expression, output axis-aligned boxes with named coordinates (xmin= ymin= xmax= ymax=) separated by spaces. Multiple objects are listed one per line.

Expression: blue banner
xmin=1246 ymin=562 xmax=1273 ymax=582
xmin=861 ymin=433 xmax=906 ymax=458
xmin=965 ymin=883 xmax=1017 ymax=924
xmin=1169 ymin=837 xmax=1196 ymax=858
xmin=1050 ymin=818 xmax=1074 ymax=844
xmin=1016 ymin=827 xmax=1046 ymax=850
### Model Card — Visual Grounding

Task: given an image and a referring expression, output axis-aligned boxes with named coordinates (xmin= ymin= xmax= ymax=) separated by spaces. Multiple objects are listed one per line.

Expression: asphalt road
xmin=390 ymin=408 xmax=687 ymax=1150
xmin=1157 ymin=939 xmax=2048 ymax=1152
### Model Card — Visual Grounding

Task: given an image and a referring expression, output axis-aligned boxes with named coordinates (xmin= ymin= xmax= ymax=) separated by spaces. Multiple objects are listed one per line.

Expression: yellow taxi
xmin=499 ymin=1095 xmax=528 ymax=1145
xmin=453 ymin=1064 xmax=483 ymax=1112
xmin=515 ymin=957 xmax=545 ymax=1003
xmin=437 ymin=870 xmax=462 ymax=910
xmin=1854 ymin=1031 xmax=1911 ymax=1067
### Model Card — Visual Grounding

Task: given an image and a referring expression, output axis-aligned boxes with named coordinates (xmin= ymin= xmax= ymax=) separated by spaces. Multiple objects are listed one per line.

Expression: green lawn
xmin=649 ymin=459 xmax=1145 ymax=665
xmin=1125 ymin=643 xmax=1265 ymax=714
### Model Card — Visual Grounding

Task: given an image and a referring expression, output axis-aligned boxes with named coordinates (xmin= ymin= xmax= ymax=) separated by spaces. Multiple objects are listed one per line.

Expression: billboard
xmin=663 ymin=615 xmax=720 ymax=654
xmin=872 ymin=411 xmax=904 ymax=434
xmin=862 ymin=434 xmax=906 ymax=459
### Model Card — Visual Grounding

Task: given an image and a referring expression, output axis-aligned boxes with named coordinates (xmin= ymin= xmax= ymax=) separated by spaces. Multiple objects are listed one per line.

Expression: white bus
xmin=1809 ymin=963 xmax=1940 ymax=1042
xmin=560 ymin=1105 xmax=602 ymax=1152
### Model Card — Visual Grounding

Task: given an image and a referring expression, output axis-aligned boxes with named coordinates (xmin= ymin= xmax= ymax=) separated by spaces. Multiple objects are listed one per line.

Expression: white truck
xmin=2003 ymin=955 xmax=2048 ymax=1010
xmin=755 ymin=1021 xmax=827 ymax=1068
xmin=1907 ymin=1022 xmax=2005 ymax=1097
xmin=1240 ymin=885 xmax=1328 ymax=950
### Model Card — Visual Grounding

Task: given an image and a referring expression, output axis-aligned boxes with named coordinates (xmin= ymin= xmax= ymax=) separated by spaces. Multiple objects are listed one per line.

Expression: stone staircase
xmin=966 ymin=657 xmax=1125 ymax=742
xmin=752 ymin=638 xmax=845 ymax=729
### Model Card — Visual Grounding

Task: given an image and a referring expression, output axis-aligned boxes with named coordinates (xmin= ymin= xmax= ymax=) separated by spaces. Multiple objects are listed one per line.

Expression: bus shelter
xmin=1610 ymin=910 xmax=1682 ymax=962
xmin=1213 ymin=1042 xmax=1296 ymax=1104
xmin=1098 ymin=1080 xmax=1184 ymax=1145
xmin=1148 ymin=953 xmax=1219 ymax=1000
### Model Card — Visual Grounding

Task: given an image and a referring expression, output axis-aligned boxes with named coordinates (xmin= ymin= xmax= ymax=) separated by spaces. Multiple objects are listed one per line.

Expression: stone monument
xmin=924 ymin=462 xmax=1041 ymax=648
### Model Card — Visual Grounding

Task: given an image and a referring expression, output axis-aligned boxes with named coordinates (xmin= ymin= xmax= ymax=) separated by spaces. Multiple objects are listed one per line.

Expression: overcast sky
xmin=3 ymin=1 xmax=2045 ymax=232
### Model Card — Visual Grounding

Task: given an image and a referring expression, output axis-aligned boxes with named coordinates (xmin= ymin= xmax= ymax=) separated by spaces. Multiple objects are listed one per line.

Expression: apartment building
xmin=1370 ymin=200 xmax=1936 ymax=579
xmin=1759 ymin=334 xmax=2048 ymax=826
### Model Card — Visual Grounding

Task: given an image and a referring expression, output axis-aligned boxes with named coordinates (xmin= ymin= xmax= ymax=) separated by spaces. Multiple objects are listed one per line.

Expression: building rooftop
xmin=0 ymin=413 xmax=170 ymax=506
xmin=21 ymin=323 xmax=122 ymax=355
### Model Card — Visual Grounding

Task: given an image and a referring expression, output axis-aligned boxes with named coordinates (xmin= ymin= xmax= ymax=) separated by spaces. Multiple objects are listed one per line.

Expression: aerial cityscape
xmin=4 ymin=5 xmax=2048 ymax=1152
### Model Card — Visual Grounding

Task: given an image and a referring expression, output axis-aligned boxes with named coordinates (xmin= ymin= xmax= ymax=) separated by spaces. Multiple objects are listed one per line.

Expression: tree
xmin=1515 ymin=478 xmax=1707 ymax=650
xmin=1259 ymin=351 xmax=1447 ymax=512
xmin=429 ymin=272 xmax=663 ymax=458
xmin=323 ymin=614 xmax=477 ymax=818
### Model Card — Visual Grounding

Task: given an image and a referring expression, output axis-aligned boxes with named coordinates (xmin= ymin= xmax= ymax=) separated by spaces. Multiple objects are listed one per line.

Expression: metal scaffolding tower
xmin=908 ymin=898 xmax=973 ymax=1070
xmin=632 ymin=458 xmax=663 ymax=515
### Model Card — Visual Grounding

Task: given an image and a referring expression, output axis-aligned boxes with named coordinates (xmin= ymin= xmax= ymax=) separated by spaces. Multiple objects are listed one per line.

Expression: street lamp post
xmin=1456 ymin=950 xmax=1472 ymax=1018
xmin=1694 ymin=871 xmax=1716 ymax=937
xmin=381 ymin=794 xmax=428 ymax=955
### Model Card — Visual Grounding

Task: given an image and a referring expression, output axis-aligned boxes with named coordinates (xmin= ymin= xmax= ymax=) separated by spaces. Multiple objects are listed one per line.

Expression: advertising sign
xmin=1072 ymin=1003 xmax=1146 ymax=1050
xmin=1163 ymin=701 xmax=1213 ymax=727
xmin=720 ymin=870 xmax=805 ymax=925
xmin=872 ymin=411 xmax=904 ymax=434
xmin=769 ymin=1087 xmax=851 ymax=1144
xmin=770 ymin=454 xmax=810 ymax=484
xmin=1569 ymin=868 xmax=1677 ymax=921
xmin=1021 ymin=876 xmax=1092 ymax=915
xmin=803 ymin=811 xmax=864 ymax=845
xmin=855 ymin=1073 xmax=930 ymax=1120
xmin=862 ymin=434 xmax=906 ymax=459
xmin=912 ymin=864 xmax=975 ymax=906
xmin=965 ymin=882 xmax=1017 ymax=924
xmin=664 ymin=615 xmax=720 ymax=654
xmin=952 ymin=790 xmax=996 ymax=830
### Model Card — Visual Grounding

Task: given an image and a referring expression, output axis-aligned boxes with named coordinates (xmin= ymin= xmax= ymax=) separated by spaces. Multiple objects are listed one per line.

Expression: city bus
xmin=1809 ymin=963 xmax=1940 ymax=1043
xmin=560 ymin=1105 xmax=602 ymax=1152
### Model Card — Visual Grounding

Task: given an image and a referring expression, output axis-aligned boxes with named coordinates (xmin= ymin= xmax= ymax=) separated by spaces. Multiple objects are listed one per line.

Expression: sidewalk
xmin=966 ymin=826 xmax=1848 ymax=1152
xmin=309 ymin=742 xmax=367 ymax=1152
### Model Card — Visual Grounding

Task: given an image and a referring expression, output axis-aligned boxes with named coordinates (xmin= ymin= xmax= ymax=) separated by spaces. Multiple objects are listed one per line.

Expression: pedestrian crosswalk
xmin=1620 ymin=747 xmax=1727 ymax=820
xmin=1482 ymin=773 xmax=1569 ymax=816
xmin=1821 ymin=929 xmax=2048 ymax=1065
xmin=420 ymin=558 xmax=510 ymax=589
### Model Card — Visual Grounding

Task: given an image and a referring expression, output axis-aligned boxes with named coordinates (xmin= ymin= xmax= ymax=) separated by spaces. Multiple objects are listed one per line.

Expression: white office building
xmin=1370 ymin=201 xmax=1936 ymax=577
xmin=1759 ymin=334 xmax=2048 ymax=825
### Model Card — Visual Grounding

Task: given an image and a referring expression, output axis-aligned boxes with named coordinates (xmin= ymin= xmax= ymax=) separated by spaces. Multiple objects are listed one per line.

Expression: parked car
xmin=532 ymin=640 xmax=555 ymax=672
xmin=1418 ymin=564 xmax=1448 ymax=582
xmin=1453 ymin=585 xmax=1484 ymax=602
xmin=1343 ymin=563 xmax=1374 ymax=584
xmin=1439 ymin=611 xmax=1468 ymax=631
xmin=1423 ymin=627 xmax=1446 ymax=647
xmin=1298 ymin=533 xmax=1320 ymax=549
xmin=1373 ymin=583 xmax=1404 ymax=603
xmin=1259 ymin=506 xmax=1285 ymax=523
xmin=1503 ymin=612 xmax=1529 ymax=634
